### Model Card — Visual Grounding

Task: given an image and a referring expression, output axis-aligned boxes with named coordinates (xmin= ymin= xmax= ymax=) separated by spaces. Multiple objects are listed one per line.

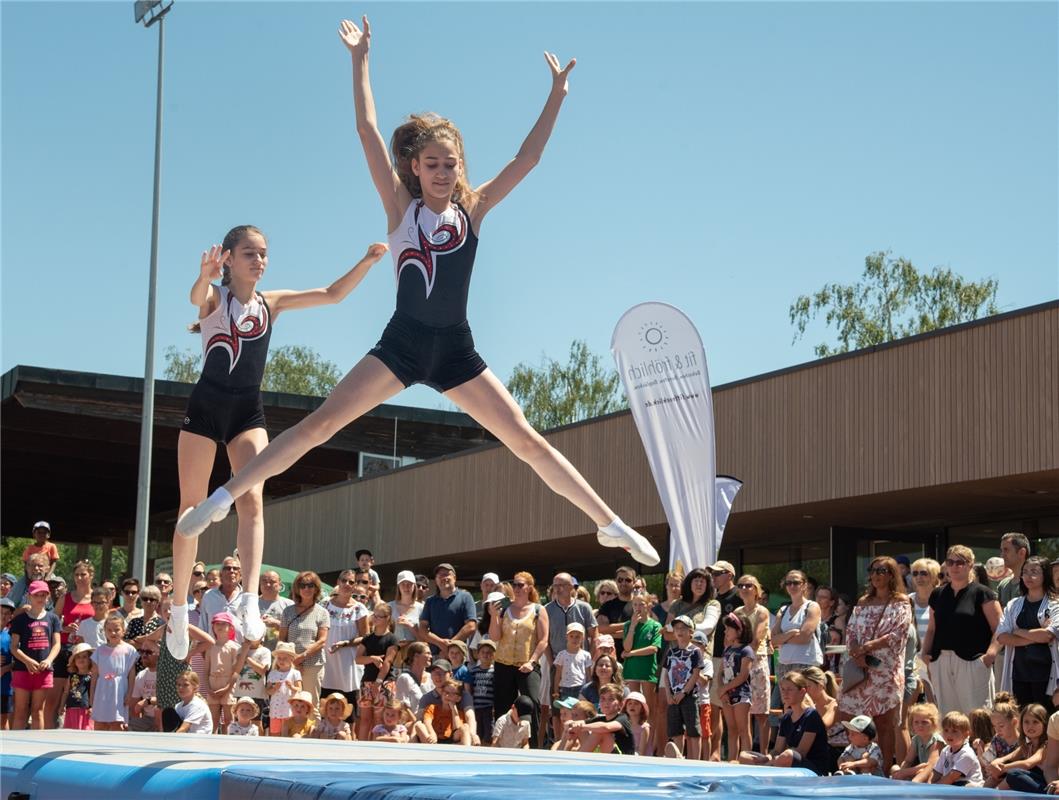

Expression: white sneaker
xmin=175 ymin=497 xmax=230 ymax=539
xmin=241 ymin=592 xmax=266 ymax=643
xmin=597 ymin=519 xmax=661 ymax=567
xmin=166 ymin=604 xmax=190 ymax=661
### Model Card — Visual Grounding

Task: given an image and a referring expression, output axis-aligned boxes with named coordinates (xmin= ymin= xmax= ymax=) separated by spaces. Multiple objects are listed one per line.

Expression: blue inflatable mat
xmin=1 ymin=731 xmax=1023 ymax=800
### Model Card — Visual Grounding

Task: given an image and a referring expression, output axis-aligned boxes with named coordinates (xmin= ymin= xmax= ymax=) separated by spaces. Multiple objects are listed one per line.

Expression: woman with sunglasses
xmin=488 ymin=571 xmax=549 ymax=747
xmin=838 ymin=556 xmax=912 ymax=773
xmin=125 ymin=585 xmax=166 ymax=675
xmin=321 ymin=568 xmax=370 ymax=723
xmin=921 ymin=545 xmax=1002 ymax=717
xmin=594 ymin=580 xmax=619 ymax=615
xmin=771 ymin=570 xmax=823 ymax=682
xmin=910 ymin=559 xmax=941 ymax=645
xmin=118 ymin=579 xmax=142 ymax=621
xmin=280 ymin=571 xmax=331 ymax=706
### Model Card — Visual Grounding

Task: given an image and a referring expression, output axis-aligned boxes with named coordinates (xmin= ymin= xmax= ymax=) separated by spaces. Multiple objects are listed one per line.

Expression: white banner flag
xmin=714 ymin=475 xmax=744 ymax=550
xmin=612 ymin=302 xmax=722 ymax=572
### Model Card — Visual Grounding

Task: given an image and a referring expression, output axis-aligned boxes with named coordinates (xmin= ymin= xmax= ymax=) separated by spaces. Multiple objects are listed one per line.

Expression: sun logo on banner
xmin=638 ymin=320 xmax=669 ymax=353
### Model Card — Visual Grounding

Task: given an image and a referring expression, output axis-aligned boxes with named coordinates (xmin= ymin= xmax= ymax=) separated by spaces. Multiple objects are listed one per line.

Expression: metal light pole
xmin=131 ymin=0 xmax=173 ymax=584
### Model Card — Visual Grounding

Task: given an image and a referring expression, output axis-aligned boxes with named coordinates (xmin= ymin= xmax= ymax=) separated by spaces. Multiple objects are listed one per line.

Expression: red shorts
xmin=13 ymin=669 xmax=54 ymax=691
xmin=698 ymin=703 xmax=713 ymax=741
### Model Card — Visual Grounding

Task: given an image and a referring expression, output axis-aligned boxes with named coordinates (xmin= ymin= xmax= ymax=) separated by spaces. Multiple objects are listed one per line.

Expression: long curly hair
xmin=390 ymin=113 xmax=476 ymax=204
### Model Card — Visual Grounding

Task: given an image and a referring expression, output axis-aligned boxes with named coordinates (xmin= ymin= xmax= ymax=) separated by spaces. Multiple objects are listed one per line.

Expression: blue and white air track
xmin=0 ymin=730 xmax=1023 ymax=799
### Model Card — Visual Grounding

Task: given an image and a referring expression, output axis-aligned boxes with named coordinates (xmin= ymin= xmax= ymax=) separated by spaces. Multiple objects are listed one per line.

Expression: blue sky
xmin=3 ymin=1 xmax=1056 ymax=411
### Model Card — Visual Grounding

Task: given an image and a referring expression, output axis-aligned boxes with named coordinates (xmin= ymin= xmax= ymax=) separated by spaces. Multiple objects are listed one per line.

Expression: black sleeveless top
xmin=388 ymin=200 xmax=478 ymax=327
xmin=197 ymin=286 xmax=272 ymax=389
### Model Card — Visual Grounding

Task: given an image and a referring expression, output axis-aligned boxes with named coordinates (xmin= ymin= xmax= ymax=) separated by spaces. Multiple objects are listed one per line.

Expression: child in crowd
xmin=623 ymin=691 xmax=652 ymax=756
xmin=418 ymin=679 xmax=472 ymax=745
xmin=469 ymin=639 xmax=496 ymax=744
xmin=621 ymin=593 xmax=661 ymax=714
xmin=233 ymin=635 xmax=271 ymax=734
xmin=550 ymin=695 xmax=579 ymax=750
xmin=206 ymin=612 xmax=241 ymax=733
xmin=569 ymin=683 xmax=635 ymax=755
xmin=355 ymin=549 xmax=381 ymax=588
xmin=555 ymin=700 xmax=596 ymax=751
xmin=552 ymin=622 xmax=594 ymax=740
xmin=22 ymin=523 xmax=59 ymax=573
xmin=227 ymin=696 xmax=261 ymax=736
xmin=891 ymin=702 xmax=944 ymax=782
xmin=660 ymin=615 xmax=704 ymax=760
xmin=314 ymin=692 xmax=354 ymax=740
xmin=930 ymin=711 xmax=984 ymax=787
xmin=719 ymin=611 xmax=754 ymax=760
xmin=128 ymin=642 xmax=159 ymax=732
xmin=168 ymin=670 xmax=213 ymax=734
xmin=492 ymin=694 xmax=533 ymax=749
xmin=974 ymin=692 xmax=1020 ymax=775
xmin=594 ymin=634 xmax=616 ymax=660
xmin=62 ymin=642 xmax=93 ymax=730
xmin=447 ymin=640 xmax=471 ymax=683
xmin=836 ymin=715 xmax=884 ymax=775
xmin=988 ymin=703 xmax=1048 ymax=790
xmin=267 ymin=642 xmax=303 ymax=736
xmin=372 ymin=698 xmax=412 ymax=743
xmin=89 ymin=613 xmax=137 ymax=731
xmin=691 ymin=630 xmax=714 ymax=759
xmin=283 ymin=690 xmax=316 ymax=738
xmin=76 ymin=588 xmax=110 ymax=649
xmin=9 ymin=579 xmax=61 ymax=731
xmin=969 ymin=707 xmax=995 ymax=752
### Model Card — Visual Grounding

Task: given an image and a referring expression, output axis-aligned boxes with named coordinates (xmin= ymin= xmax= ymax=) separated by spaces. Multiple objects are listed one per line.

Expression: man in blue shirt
xmin=419 ymin=563 xmax=477 ymax=656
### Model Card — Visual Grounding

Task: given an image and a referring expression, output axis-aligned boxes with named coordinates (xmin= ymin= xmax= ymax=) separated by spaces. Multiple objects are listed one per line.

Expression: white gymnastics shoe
xmin=596 ymin=518 xmax=661 ymax=567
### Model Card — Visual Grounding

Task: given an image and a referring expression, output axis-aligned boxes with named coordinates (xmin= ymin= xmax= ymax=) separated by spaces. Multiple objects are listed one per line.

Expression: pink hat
xmin=211 ymin=611 xmax=237 ymax=640
xmin=624 ymin=690 xmax=649 ymax=713
xmin=28 ymin=580 xmax=50 ymax=595
xmin=596 ymin=634 xmax=615 ymax=649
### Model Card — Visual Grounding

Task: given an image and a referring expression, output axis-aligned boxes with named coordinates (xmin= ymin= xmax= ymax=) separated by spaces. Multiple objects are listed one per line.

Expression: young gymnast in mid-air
xmin=165 ymin=227 xmax=387 ymax=660
xmin=175 ymin=14 xmax=660 ymax=585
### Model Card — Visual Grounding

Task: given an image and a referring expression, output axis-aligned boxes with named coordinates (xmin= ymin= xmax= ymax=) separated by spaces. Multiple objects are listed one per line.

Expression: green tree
xmin=789 ymin=251 xmax=999 ymax=357
xmin=261 ymin=344 xmax=342 ymax=396
xmin=163 ymin=346 xmax=201 ymax=383
xmin=163 ymin=344 xmax=342 ymax=396
xmin=508 ymin=340 xmax=626 ymax=431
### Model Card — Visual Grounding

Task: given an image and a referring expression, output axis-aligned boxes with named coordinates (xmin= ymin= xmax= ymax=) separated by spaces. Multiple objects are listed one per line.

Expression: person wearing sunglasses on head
xmin=197 ymin=557 xmax=251 ymax=644
xmin=280 ymin=571 xmax=331 ymax=706
xmin=921 ymin=545 xmax=1002 ymax=717
xmin=257 ymin=571 xmax=293 ymax=652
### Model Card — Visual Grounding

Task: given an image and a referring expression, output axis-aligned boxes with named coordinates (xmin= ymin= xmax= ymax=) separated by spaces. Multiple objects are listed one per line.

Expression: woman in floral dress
xmin=838 ymin=556 xmax=912 ymax=773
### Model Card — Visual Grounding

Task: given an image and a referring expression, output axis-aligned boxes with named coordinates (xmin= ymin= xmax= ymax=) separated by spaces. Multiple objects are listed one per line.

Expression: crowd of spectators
xmin=3 ymin=522 xmax=1059 ymax=791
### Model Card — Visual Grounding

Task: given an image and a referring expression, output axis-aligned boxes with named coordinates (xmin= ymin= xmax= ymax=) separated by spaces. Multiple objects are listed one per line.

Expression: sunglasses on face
xmin=141 ymin=597 xmax=159 ymax=603
xmin=417 ymin=584 xmax=428 ymax=590
xmin=598 ymin=590 xmax=616 ymax=596
xmin=192 ymin=571 xmax=205 ymax=577
xmin=155 ymin=580 xmax=171 ymax=586
xmin=784 ymin=580 xmax=803 ymax=586
xmin=123 ymin=590 xmax=139 ymax=596
xmin=353 ymin=594 xmax=369 ymax=601
xmin=297 ymin=582 xmax=316 ymax=589
xmin=944 ymin=559 xmax=969 ymax=567
xmin=868 ymin=567 xmax=890 ymax=576
xmin=616 ymin=577 xmax=634 ymax=584
xmin=911 ymin=570 xmax=930 ymax=577
xmin=736 ymin=583 xmax=755 ymax=590
xmin=511 ymin=582 xmax=527 ymax=589
xmin=222 ymin=566 xmax=241 ymax=572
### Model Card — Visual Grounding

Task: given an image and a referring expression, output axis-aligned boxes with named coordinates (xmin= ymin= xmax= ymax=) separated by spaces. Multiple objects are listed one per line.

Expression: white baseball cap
xmin=33 ymin=521 xmax=51 ymax=531
xmin=485 ymin=591 xmax=507 ymax=604
xmin=396 ymin=570 xmax=416 ymax=585
xmin=481 ymin=572 xmax=500 ymax=584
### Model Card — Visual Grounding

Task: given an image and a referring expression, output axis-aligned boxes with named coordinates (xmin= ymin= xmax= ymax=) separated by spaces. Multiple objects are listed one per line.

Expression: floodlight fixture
xmin=134 ymin=0 xmax=173 ymax=28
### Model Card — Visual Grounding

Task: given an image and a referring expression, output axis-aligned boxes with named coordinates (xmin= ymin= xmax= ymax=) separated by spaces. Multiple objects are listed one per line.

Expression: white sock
xmin=210 ymin=486 xmax=234 ymax=508
xmin=170 ymin=602 xmax=189 ymax=623
xmin=599 ymin=517 xmax=623 ymax=536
